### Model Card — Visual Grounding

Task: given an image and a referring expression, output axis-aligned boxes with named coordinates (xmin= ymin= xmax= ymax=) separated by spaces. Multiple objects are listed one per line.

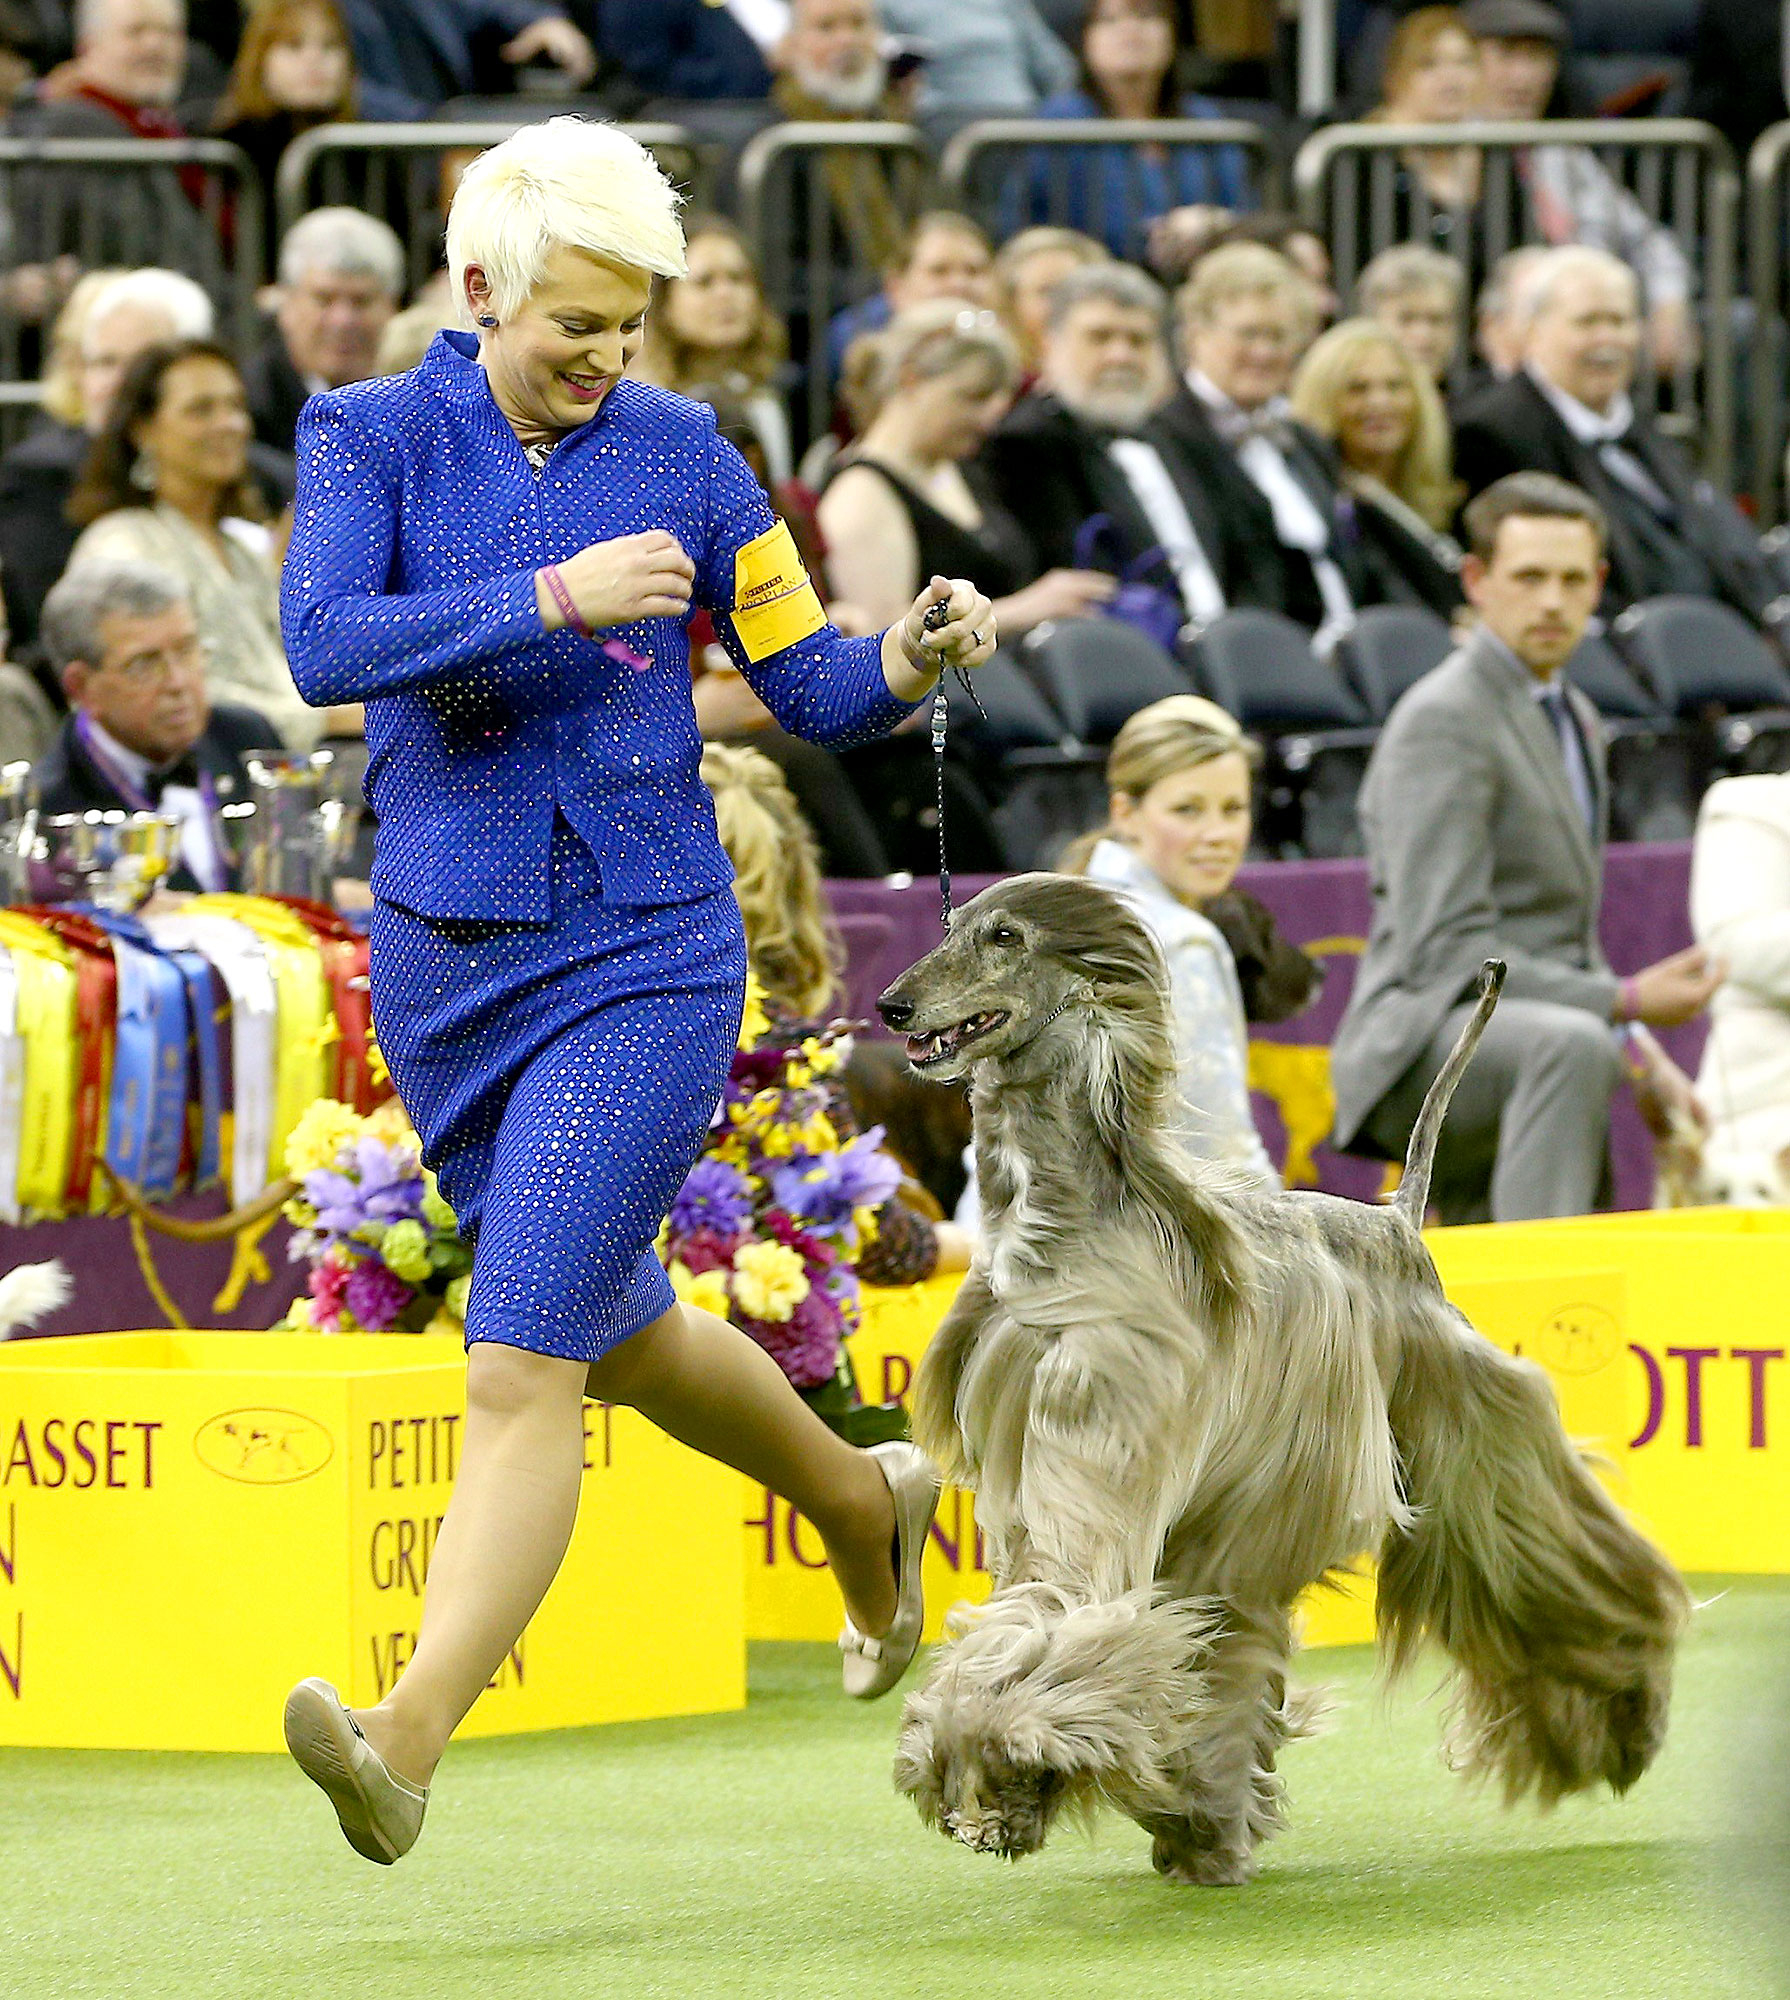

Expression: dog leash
xmin=922 ymin=597 xmax=989 ymax=931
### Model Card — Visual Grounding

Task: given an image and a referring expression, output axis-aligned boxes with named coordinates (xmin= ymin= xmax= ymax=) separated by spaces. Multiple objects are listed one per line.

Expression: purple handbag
xmin=1073 ymin=515 xmax=1184 ymax=653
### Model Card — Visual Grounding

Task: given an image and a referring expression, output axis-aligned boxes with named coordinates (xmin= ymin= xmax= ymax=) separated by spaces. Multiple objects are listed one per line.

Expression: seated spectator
xmin=374 ymin=299 xmax=457 ymax=376
xmin=243 ymin=208 xmax=405 ymax=453
xmin=341 ymin=0 xmax=594 ymax=110
xmin=878 ymin=0 xmax=1074 ymax=113
xmin=818 ymin=300 xmax=1114 ymax=639
xmin=1463 ymin=0 xmax=1694 ymax=374
xmin=31 ymin=557 xmax=277 ymax=890
xmin=596 ymin=0 xmax=781 ymax=101
xmin=1360 ymin=7 xmax=1485 ymax=284
xmin=210 ymin=0 xmax=421 ymax=275
xmin=632 ymin=217 xmax=794 ymax=483
xmin=1013 ymin=0 xmax=1251 ymax=261
xmin=1059 ymin=694 xmax=1280 ymax=1183
xmin=1354 ymin=242 xmax=1462 ymax=384
xmin=0 ymin=583 xmax=57 ymax=764
xmin=1331 ymin=471 xmax=1715 ymax=1222
xmin=1453 ymin=246 xmax=1781 ymax=626
xmin=1162 ymin=241 xmax=1368 ymax=647
xmin=701 ymin=739 xmax=972 ymax=1276
xmin=1460 ymin=242 xmax=1547 ymax=397
xmin=1146 ymin=207 xmax=1335 ymax=311
xmin=990 ymin=224 xmax=1110 ymax=381
xmin=0 ymin=267 xmax=239 ymax=660
xmin=826 ymin=210 xmax=994 ymax=386
xmin=1290 ymin=318 xmax=1464 ymax=619
xmin=978 ymin=261 xmax=1253 ymax=631
xmin=67 ymin=338 xmax=347 ymax=749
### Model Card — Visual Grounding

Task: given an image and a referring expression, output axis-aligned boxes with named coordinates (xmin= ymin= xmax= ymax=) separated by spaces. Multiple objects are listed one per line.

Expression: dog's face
xmin=1657 ymin=1136 xmax=1790 ymax=1209
xmin=876 ymin=874 xmax=1168 ymax=1085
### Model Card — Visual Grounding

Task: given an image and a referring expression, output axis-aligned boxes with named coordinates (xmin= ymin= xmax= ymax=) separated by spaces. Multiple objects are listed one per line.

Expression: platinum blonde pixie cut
xmin=444 ymin=117 xmax=688 ymax=322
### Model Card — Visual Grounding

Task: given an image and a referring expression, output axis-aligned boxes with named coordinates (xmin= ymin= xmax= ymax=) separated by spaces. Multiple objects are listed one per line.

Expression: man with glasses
xmin=29 ymin=558 xmax=276 ymax=890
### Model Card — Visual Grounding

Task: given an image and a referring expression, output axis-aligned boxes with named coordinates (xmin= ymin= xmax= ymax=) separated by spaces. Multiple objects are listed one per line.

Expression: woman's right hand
xmin=538 ymin=531 xmax=695 ymax=632
xmin=997 ymin=568 xmax=1118 ymax=636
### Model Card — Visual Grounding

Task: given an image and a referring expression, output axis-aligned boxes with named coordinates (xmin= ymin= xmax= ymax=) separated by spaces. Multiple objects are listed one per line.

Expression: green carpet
xmin=5 ymin=1581 xmax=1788 ymax=2000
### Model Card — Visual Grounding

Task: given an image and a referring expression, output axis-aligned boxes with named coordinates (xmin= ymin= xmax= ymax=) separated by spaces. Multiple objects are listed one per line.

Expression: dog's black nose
xmin=878 ymin=992 xmax=915 ymax=1029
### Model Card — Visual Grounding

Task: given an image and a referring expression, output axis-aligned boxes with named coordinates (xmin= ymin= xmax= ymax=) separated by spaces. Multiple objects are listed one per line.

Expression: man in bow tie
xmin=1453 ymin=244 xmax=1780 ymax=625
xmin=29 ymin=558 xmax=278 ymax=891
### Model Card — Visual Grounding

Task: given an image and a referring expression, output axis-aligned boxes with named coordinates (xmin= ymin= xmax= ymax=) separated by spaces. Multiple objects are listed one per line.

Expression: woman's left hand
xmin=900 ymin=574 xmax=997 ymax=676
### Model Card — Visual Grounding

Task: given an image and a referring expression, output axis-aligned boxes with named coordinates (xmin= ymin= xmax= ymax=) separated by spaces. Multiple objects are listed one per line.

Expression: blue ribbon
xmin=79 ymin=910 xmax=192 ymax=1199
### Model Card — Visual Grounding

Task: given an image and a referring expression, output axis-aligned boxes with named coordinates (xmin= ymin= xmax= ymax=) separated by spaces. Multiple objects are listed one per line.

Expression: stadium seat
xmin=1563 ymin=630 xmax=1661 ymax=719
xmin=1612 ymin=595 xmax=1790 ymax=786
xmin=943 ymin=649 xmax=1103 ymax=872
xmin=1333 ymin=604 xmax=1455 ymax=721
xmin=1017 ymin=615 xmax=1194 ymax=744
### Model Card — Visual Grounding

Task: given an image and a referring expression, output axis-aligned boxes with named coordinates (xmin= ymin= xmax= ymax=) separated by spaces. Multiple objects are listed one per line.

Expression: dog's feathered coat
xmin=879 ymin=875 xmax=1687 ymax=1884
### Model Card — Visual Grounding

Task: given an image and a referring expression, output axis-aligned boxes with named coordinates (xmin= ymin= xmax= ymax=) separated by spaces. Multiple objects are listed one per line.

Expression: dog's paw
xmin=1150 ymin=1837 xmax=1257 ymax=1887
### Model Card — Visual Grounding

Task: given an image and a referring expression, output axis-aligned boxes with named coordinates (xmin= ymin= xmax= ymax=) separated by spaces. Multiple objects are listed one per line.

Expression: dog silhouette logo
xmin=194 ymin=1408 xmax=335 ymax=1484
xmin=1533 ymin=1304 xmax=1622 ymax=1377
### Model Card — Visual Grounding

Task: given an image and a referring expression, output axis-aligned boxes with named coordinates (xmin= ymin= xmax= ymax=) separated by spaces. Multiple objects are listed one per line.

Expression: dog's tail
xmin=1377 ymin=1300 xmax=1690 ymax=1808
xmin=1391 ymin=959 xmax=1505 ymax=1230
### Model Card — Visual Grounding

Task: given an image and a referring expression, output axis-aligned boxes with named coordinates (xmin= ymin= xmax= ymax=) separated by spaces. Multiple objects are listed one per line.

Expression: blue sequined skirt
xmin=369 ymin=816 xmax=747 ymax=1360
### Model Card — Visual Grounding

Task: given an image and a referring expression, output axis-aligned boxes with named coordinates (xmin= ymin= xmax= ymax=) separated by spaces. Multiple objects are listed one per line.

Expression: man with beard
xmin=976 ymin=262 xmax=1257 ymax=635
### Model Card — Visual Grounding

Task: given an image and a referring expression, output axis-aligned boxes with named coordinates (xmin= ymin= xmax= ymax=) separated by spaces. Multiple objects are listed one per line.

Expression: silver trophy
xmin=24 ymin=808 xmax=183 ymax=909
xmin=0 ymin=761 xmax=34 ymax=903
xmin=239 ymin=749 xmax=362 ymax=901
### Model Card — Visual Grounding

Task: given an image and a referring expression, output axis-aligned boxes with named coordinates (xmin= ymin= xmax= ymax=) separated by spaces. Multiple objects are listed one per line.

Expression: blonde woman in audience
xmin=1291 ymin=317 xmax=1464 ymax=618
xmin=990 ymin=225 xmax=1111 ymax=381
xmin=375 ymin=300 xmax=458 ymax=377
xmin=38 ymin=269 xmax=128 ymax=430
xmin=702 ymin=741 xmax=972 ymax=1278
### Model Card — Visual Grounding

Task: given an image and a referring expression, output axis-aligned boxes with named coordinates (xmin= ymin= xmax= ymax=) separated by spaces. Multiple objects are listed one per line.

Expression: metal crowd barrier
xmin=938 ymin=117 xmax=1281 ymax=259
xmin=0 ymin=137 xmax=263 ymax=371
xmin=1294 ymin=119 xmax=1737 ymax=488
xmin=736 ymin=121 xmax=930 ymax=443
xmin=275 ymin=122 xmax=705 ymax=297
xmin=1746 ymin=122 xmax=1790 ymax=526
xmin=0 ymin=381 xmax=41 ymax=454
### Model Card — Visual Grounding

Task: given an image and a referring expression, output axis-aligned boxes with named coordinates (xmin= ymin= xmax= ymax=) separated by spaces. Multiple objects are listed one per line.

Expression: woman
xmin=990 ymin=225 xmax=1110 ymax=381
xmin=1017 ymin=0 xmax=1253 ymax=260
xmin=1061 ymin=696 xmax=1280 ymax=1185
xmin=1362 ymin=9 xmax=1487 ymax=293
xmin=211 ymin=0 xmax=419 ymax=272
xmin=276 ymin=119 xmax=995 ymax=1862
xmin=1289 ymin=317 xmax=1464 ymax=619
xmin=701 ymin=740 xmax=972 ymax=1281
xmin=67 ymin=339 xmax=339 ymax=749
xmin=631 ymin=216 xmax=794 ymax=485
xmin=1353 ymin=241 xmax=1463 ymax=384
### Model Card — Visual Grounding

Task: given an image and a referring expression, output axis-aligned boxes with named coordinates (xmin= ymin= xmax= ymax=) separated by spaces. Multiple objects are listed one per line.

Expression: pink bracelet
xmin=539 ymin=564 xmax=592 ymax=640
xmin=1615 ymin=975 xmax=1641 ymax=1023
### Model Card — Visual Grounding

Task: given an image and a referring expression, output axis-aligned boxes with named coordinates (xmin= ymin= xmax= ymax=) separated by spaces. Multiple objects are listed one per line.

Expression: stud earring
xmin=476 ymin=314 xmax=497 ymax=328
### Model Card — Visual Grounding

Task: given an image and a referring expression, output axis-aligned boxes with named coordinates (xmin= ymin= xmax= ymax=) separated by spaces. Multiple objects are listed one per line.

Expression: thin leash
xmin=922 ymin=597 xmax=989 ymax=932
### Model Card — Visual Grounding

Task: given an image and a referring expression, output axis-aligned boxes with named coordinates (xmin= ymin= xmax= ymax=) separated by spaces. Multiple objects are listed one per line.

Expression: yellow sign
xmin=0 ymin=1332 xmax=743 ymax=1752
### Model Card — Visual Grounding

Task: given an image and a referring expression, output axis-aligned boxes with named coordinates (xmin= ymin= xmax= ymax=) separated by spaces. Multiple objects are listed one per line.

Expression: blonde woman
xmin=1290 ymin=317 xmax=1464 ymax=620
xmin=701 ymin=742 xmax=972 ymax=1281
xmin=1061 ymin=696 xmax=1280 ymax=1185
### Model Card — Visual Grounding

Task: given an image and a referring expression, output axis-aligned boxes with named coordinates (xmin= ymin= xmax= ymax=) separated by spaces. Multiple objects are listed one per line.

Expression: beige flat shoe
xmin=839 ymin=1440 xmax=941 ymax=1700
xmin=283 ymin=1677 xmax=429 ymax=1865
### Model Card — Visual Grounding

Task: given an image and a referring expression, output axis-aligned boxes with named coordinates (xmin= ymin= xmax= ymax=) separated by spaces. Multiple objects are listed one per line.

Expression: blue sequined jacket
xmin=281 ymin=330 xmax=916 ymax=921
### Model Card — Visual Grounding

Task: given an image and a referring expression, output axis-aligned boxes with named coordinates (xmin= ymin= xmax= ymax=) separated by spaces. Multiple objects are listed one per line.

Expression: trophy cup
xmin=240 ymin=749 xmax=362 ymax=901
xmin=24 ymin=808 xmax=182 ymax=909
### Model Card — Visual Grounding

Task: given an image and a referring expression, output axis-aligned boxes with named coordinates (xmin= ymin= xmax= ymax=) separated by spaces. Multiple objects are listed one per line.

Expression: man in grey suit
xmin=1330 ymin=472 xmax=1719 ymax=1222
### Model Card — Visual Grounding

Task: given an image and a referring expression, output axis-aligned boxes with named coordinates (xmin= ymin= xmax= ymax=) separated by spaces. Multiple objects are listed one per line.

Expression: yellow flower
xmin=758 ymin=1124 xmax=795 ymax=1158
xmin=668 ymin=1260 xmax=732 ymax=1319
xmin=365 ymin=1100 xmax=416 ymax=1146
xmin=444 ymin=1274 xmax=471 ymax=1320
xmin=730 ymin=1240 xmax=809 ymax=1322
xmin=801 ymin=1111 xmax=838 ymax=1155
xmin=283 ymin=1099 xmax=363 ymax=1180
xmin=380 ymin=1219 xmax=432 ymax=1284
xmin=711 ymin=1134 xmax=750 ymax=1169
xmin=785 ymin=1061 xmax=812 ymax=1089
xmin=800 ymin=1035 xmax=840 ymax=1076
xmin=738 ymin=972 xmax=769 ymax=1051
xmin=853 ymin=1204 xmax=881 ymax=1246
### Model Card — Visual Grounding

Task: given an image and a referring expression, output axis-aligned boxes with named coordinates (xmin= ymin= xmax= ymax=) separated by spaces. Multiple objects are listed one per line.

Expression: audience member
xmin=0 ymin=589 xmax=56 ymax=764
xmin=1331 ymin=472 xmax=1716 ymax=1222
xmin=243 ymin=208 xmax=405 ymax=453
xmin=1453 ymin=246 xmax=1781 ymax=625
xmin=1355 ymin=242 xmax=1462 ymax=383
xmin=1014 ymin=0 xmax=1250 ymax=259
xmin=1462 ymin=0 xmax=1694 ymax=373
xmin=1164 ymin=241 xmax=1367 ymax=646
xmin=879 ymin=0 xmax=1074 ymax=113
xmin=1464 ymin=243 xmax=1547 ymax=393
xmin=374 ymin=299 xmax=457 ymax=376
xmin=1690 ymin=774 xmax=1790 ymax=1177
xmin=1147 ymin=208 xmax=1335 ymax=311
xmin=633 ymin=217 xmax=793 ymax=481
xmin=0 ymin=267 xmax=222 ymax=658
xmin=211 ymin=0 xmax=420 ymax=272
xmin=1059 ymin=694 xmax=1280 ymax=1183
xmin=67 ymin=338 xmax=341 ymax=748
xmin=990 ymin=225 xmax=1110 ymax=380
xmin=978 ymin=261 xmax=1253 ymax=631
xmin=1361 ymin=7 xmax=1485 ymax=279
xmin=826 ymin=210 xmax=994 ymax=384
xmin=1290 ymin=318 xmax=1464 ymax=617
xmin=341 ymin=0 xmax=594 ymax=110
xmin=31 ymin=557 xmax=276 ymax=890
xmin=596 ymin=0 xmax=781 ymax=100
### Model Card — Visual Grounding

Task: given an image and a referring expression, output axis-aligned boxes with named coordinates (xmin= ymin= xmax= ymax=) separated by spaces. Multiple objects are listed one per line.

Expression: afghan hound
xmin=876 ymin=874 xmax=1688 ymax=1885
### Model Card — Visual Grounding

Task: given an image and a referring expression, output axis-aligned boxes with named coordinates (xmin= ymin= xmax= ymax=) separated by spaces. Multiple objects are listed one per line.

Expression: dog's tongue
xmin=906 ymin=1031 xmax=937 ymax=1061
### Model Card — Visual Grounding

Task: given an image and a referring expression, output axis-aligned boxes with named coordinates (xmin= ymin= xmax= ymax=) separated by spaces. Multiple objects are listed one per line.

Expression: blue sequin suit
xmin=281 ymin=331 xmax=918 ymax=1359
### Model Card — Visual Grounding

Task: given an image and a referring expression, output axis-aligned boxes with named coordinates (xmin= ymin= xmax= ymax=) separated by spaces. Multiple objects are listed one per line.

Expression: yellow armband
xmin=728 ymin=519 xmax=828 ymax=664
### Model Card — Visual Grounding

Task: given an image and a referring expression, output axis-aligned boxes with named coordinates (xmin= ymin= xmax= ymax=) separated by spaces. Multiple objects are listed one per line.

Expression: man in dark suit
xmin=597 ymin=0 xmax=776 ymax=99
xmin=1330 ymin=473 xmax=1718 ymax=1223
xmin=342 ymin=0 xmax=594 ymax=108
xmin=32 ymin=557 xmax=276 ymax=891
xmin=1452 ymin=245 xmax=1780 ymax=626
xmin=977 ymin=261 xmax=1252 ymax=632
xmin=1164 ymin=240 xmax=1373 ymax=644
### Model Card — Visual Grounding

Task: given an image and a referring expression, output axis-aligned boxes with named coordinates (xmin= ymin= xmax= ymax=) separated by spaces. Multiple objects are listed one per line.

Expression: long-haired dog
xmin=877 ymin=875 xmax=1689 ymax=1885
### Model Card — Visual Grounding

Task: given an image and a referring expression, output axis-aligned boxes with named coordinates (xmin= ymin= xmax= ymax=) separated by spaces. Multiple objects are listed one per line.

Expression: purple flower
xmin=670 ymin=1225 xmax=741 ymax=1276
xmin=670 ymin=1158 xmax=754 ymax=1238
xmin=302 ymin=1137 xmax=425 ymax=1237
xmin=769 ymin=1129 xmax=904 ymax=1229
xmin=344 ymin=1255 xmax=414 ymax=1333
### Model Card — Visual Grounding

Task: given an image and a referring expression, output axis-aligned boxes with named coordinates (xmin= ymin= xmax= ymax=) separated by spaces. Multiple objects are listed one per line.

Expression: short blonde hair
xmin=444 ymin=117 xmax=687 ymax=323
xmin=1058 ymin=696 xmax=1258 ymax=874
xmin=39 ymin=268 xmax=126 ymax=426
xmin=1290 ymin=317 xmax=1461 ymax=531
xmin=1178 ymin=241 xmax=1317 ymax=339
xmin=851 ymin=299 xmax=1020 ymax=427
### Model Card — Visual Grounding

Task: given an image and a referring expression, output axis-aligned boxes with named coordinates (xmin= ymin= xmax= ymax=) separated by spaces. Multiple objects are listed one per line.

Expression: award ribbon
xmin=18 ymin=906 xmax=117 ymax=1213
xmin=81 ymin=910 xmax=195 ymax=1200
xmin=0 ymin=913 xmax=78 ymax=1217
xmin=0 ymin=955 xmax=27 ymax=1225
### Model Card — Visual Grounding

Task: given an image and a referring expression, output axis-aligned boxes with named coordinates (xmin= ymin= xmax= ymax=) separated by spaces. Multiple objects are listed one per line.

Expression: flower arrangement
xmin=277 ymin=1099 xmax=471 ymax=1335
xmin=657 ymin=979 xmax=910 ymax=1435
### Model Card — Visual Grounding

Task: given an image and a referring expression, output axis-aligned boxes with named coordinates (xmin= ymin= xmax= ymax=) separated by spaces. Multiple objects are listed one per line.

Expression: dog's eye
xmin=989 ymin=925 xmax=1020 ymax=947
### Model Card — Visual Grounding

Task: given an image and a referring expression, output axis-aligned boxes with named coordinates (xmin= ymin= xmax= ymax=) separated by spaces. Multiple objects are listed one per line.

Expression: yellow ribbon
xmin=0 ymin=915 xmax=77 ymax=1219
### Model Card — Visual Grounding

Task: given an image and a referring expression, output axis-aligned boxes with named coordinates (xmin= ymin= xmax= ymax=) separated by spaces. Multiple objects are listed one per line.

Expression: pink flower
xmin=675 ymin=1226 xmax=741 ymax=1276
xmin=308 ymin=1256 xmax=351 ymax=1331
xmin=344 ymin=1256 xmax=413 ymax=1333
